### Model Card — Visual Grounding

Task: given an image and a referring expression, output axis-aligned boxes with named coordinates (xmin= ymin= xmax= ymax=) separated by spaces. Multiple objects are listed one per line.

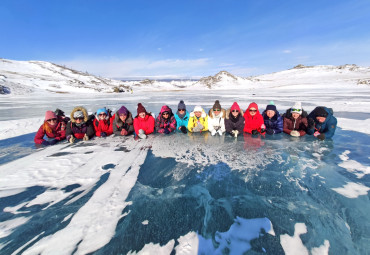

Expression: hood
xmin=70 ymin=106 xmax=89 ymax=123
xmin=159 ymin=105 xmax=173 ymax=115
xmin=245 ymin=102 xmax=261 ymax=118
xmin=115 ymin=110 xmax=133 ymax=125
xmin=309 ymin=107 xmax=334 ymax=124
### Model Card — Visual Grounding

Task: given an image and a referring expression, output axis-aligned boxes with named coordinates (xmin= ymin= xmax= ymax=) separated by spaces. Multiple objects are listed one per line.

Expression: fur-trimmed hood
xmin=70 ymin=106 xmax=89 ymax=123
xmin=225 ymin=108 xmax=244 ymax=120
xmin=114 ymin=110 xmax=133 ymax=127
xmin=208 ymin=108 xmax=226 ymax=119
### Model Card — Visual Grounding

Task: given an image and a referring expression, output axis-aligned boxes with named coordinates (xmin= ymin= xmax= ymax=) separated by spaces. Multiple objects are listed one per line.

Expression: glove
xmin=290 ymin=130 xmax=300 ymax=137
xmin=138 ymin=129 xmax=147 ymax=139
xmin=314 ymin=131 xmax=320 ymax=137
xmin=69 ymin=136 xmax=76 ymax=144
xmin=42 ymin=140 xmax=50 ymax=146
xmin=266 ymin=129 xmax=274 ymax=135
xmin=180 ymin=126 xmax=187 ymax=134
xmin=211 ymin=130 xmax=217 ymax=136
xmin=120 ymin=129 xmax=128 ymax=136
xmin=308 ymin=118 xmax=315 ymax=129
xmin=252 ymin=130 xmax=258 ymax=135
xmin=100 ymin=132 xmax=107 ymax=137
xmin=83 ymin=134 xmax=89 ymax=141
xmin=49 ymin=139 xmax=58 ymax=145
xmin=164 ymin=128 xmax=170 ymax=134
xmin=260 ymin=128 xmax=266 ymax=134
xmin=217 ymin=130 xmax=223 ymax=136
xmin=317 ymin=133 xmax=325 ymax=140
xmin=193 ymin=125 xmax=201 ymax=132
xmin=232 ymin=130 xmax=239 ymax=137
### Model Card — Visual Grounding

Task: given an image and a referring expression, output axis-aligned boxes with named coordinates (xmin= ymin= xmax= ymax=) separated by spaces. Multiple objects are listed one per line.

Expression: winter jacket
xmin=208 ymin=108 xmax=226 ymax=133
xmin=243 ymin=103 xmax=264 ymax=134
xmin=188 ymin=108 xmax=208 ymax=132
xmin=34 ymin=119 xmax=67 ymax=144
xmin=66 ymin=106 xmax=95 ymax=140
xmin=307 ymin=107 xmax=337 ymax=139
xmin=283 ymin=109 xmax=308 ymax=136
xmin=133 ymin=113 xmax=155 ymax=135
xmin=93 ymin=113 xmax=114 ymax=137
xmin=112 ymin=110 xmax=134 ymax=136
xmin=225 ymin=109 xmax=245 ymax=134
xmin=155 ymin=105 xmax=177 ymax=133
xmin=262 ymin=109 xmax=283 ymax=134
xmin=174 ymin=111 xmax=190 ymax=129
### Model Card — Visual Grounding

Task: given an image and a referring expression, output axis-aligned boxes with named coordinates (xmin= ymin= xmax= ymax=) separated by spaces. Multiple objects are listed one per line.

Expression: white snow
xmin=332 ymin=182 xmax=370 ymax=198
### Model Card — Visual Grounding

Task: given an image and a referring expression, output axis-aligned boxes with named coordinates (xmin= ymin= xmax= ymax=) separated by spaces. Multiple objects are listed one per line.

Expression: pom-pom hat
xmin=178 ymin=100 xmax=186 ymax=110
xmin=137 ymin=103 xmax=147 ymax=115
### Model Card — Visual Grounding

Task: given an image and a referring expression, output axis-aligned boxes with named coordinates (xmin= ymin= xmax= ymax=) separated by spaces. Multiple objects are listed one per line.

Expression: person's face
xmin=231 ymin=109 xmax=239 ymax=117
xmin=162 ymin=112 xmax=169 ymax=119
xmin=46 ymin=118 xmax=57 ymax=125
xmin=99 ymin=113 xmax=107 ymax=120
xmin=213 ymin=108 xmax=221 ymax=116
xmin=75 ymin=117 xmax=84 ymax=123
xmin=249 ymin=108 xmax=257 ymax=116
xmin=316 ymin=116 xmax=326 ymax=123
xmin=139 ymin=112 xmax=146 ymax=118
xmin=178 ymin=109 xmax=186 ymax=114
xmin=292 ymin=112 xmax=300 ymax=119
xmin=266 ymin=110 xmax=275 ymax=118
xmin=119 ymin=114 xmax=127 ymax=122
xmin=195 ymin=111 xmax=202 ymax=118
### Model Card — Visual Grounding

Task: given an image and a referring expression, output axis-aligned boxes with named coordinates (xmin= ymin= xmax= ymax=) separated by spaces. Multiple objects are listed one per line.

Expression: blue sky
xmin=1 ymin=0 xmax=370 ymax=78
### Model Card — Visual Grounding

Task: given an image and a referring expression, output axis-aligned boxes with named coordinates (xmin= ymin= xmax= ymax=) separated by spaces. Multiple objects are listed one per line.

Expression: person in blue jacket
xmin=307 ymin=106 xmax=337 ymax=140
xmin=174 ymin=100 xmax=190 ymax=134
xmin=261 ymin=101 xmax=283 ymax=135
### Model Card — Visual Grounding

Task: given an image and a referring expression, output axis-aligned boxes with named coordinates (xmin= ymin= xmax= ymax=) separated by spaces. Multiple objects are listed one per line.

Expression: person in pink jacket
xmin=155 ymin=105 xmax=177 ymax=134
xmin=34 ymin=110 xmax=67 ymax=145
xmin=133 ymin=103 xmax=155 ymax=139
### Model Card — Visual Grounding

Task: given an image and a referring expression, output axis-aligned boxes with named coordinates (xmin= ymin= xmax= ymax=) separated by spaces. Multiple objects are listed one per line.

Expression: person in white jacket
xmin=208 ymin=100 xmax=226 ymax=136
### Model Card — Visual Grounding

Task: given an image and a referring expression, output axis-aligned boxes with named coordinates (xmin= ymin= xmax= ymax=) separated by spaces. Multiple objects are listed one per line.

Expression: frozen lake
xmin=0 ymin=88 xmax=370 ymax=254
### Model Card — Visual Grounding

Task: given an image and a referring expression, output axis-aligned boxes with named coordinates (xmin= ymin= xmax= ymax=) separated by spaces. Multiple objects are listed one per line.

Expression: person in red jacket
xmin=243 ymin=102 xmax=266 ymax=135
xmin=34 ymin=110 xmax=67 ymax=145
xmin=93 ymin=107 xmax=114 ymax=137
xmin=133 ymin=103 xmax=155 ymax=139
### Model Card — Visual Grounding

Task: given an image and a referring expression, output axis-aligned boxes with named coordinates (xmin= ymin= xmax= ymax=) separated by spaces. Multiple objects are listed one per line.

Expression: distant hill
xmin=1 ymin=58 xmax=369 ymax=94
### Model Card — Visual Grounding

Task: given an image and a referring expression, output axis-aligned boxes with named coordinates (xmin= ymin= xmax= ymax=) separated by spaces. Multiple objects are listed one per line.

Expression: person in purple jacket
xmin=155 ymin=105 xmax=177 ymax=134
xmin=225 ymin=102 xmax=244 ymax=137
xmin=261 ymin=101 xmax=283 ymax=135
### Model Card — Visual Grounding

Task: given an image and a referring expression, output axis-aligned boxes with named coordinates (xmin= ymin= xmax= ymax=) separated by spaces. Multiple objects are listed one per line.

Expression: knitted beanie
xmin=137 ymin=103 xmax=146 ymax=115
xmin=96 ymin=108 xmax=108 ymax=116
xmin=45 ymin=111 xmax=57 ymax=121
xmin=315 ymin=107 xmax=328 ymax=117
xmin=193 ymin=105 xmax=203 ymax=112
xmin=266 ymin=101 xmax=276 ymax=111
xmin=213 ymin=100 xmax=221 ymax=110
xmin=291 ymin=102 xmax=302 ymax=115
xmin=178 ymin=100 xmax=186 ymax=110
xmin=230 ymin=102 xmax=240 ymax=111
xmin=118 ymin=106 xmax=128 ymax=116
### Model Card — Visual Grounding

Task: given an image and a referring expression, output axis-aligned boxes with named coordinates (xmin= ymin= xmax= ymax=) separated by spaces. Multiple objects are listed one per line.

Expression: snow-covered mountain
xmin=1 ymin=58 xmax=370 ymax=95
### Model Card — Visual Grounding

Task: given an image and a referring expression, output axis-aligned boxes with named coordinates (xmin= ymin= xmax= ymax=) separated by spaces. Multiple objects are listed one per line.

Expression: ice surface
xmin=1 ymin=76 xmax=370 ymax=254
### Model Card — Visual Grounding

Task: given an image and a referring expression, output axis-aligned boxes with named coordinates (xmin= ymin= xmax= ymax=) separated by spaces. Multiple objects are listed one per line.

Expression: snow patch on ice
xmin=337 ymin=118 xmax=370 ymax=135
xmin=175 ymin=231 xmax=199 ymax=254
xmin=0 ymin=117 xmax=42 ymax=140
xmin=141 ymin=220 xmax=149 ymax=225
xmin=332 ymin=182 xmax=370 ymax=198
xmin=280 ymin=223 xmax=330 ymax=255
xmin=128 ymin=240 xmax=175 ymax=255
xmin=0 ymin=217 xmax=31 ymax=238
xmin=339 ymin=150 xmax=370 ymax=178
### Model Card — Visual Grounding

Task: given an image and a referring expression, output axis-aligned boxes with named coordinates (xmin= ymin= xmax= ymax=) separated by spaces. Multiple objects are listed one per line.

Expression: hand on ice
xmin=83 ymin=134 xmax=89 ymax=141
xmin=100 ymin=132 xmax=107 ymax=137
xmin=164 ymin=128 xmax=170 ymax=134
xmin=211 ymin=130 xmax=217 ymax=136
xmin=120 ymin=129 xmax=128 ymax=136
xmin=217 ymin=130 xmax=223 ymax=136
xmin=317 ymin=133 xmax=325 ymax=140
xmin=314 ymin=131 xmax=320 ymax=137
xmin=180 ymin=126 xmax=187 ymax=134
xmin=138 ymin=129 xmax=147 ymax=139
xmin=252 ymin=130 xmax=259 ymax=135
xmin=266 ymin=128 xmax=274 ymax=135
xmin=290 ymin=130 xmax=300 ymax=137
xmin=69 ymin=136 xmax=76 ymax=144
xmin=231 ymin=130 xmax=239 ymax=137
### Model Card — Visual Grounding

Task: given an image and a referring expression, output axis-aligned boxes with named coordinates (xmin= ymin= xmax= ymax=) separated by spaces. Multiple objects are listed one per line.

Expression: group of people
xmin=34 ymin=100 xmax=337 ymax=146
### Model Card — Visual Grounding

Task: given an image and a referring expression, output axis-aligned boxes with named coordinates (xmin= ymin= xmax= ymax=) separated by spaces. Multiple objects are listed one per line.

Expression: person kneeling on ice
xmin=243 ymin=102 xmax=265 ymax=135
xmin=225 ymin=102 xmax=244 ymax=137
xmin=174 ymin=100 xmax=189 ymax=134
xmin=307 ymin=106 xmax=337 ymax=140
xmin=283 ymin=102 xmax=308 ymax=137
xmin=208 ymin=100 xmax=226 ymax=136
xmin=188 ymin=105 xmax=208 ymax=133
xmin=66 ymin=106 xmax=95 ymax=143
xmin=133 ymin=103 xmax=155 ymax=139
xmin=93 ymin=107 xmax=114 ymax=137
xmin=34 ymin=110 xmax=68 ymax=146
xmin=262 ymin=101 xmax=283 ymax=135
xmin=155 ymin=105 xmax=177 ymax=134
xmin=113 ymin=105 xmax=134 ymax=136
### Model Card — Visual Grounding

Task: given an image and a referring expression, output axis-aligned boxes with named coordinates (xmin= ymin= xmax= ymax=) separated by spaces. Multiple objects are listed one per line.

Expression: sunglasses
xmin=99 ymin=113 xmax=107 ymax=116
xmin=292 ymin=108 xmax=301 ymax=112
xmin=213 ymin=109 xmax=220 ymax=111
xmin=249 ymin=109 xmax=257 ymax=112
xmin=178 ymin=109 xmax=185 ymax=112
xmin=76 ymin=117 xmax=84 ymax=120
xmin=232 ymin=110 xmax=239 ymax=113
xmin=162 ymin=112 xmax=169 ymax=115
xmin=47 ymin=118 xmax=57 ymax=122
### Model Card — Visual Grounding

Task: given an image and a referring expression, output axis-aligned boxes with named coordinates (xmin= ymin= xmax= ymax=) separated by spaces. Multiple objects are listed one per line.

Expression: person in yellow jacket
xmin=188 ymin=105 xmax=208 ymax=132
